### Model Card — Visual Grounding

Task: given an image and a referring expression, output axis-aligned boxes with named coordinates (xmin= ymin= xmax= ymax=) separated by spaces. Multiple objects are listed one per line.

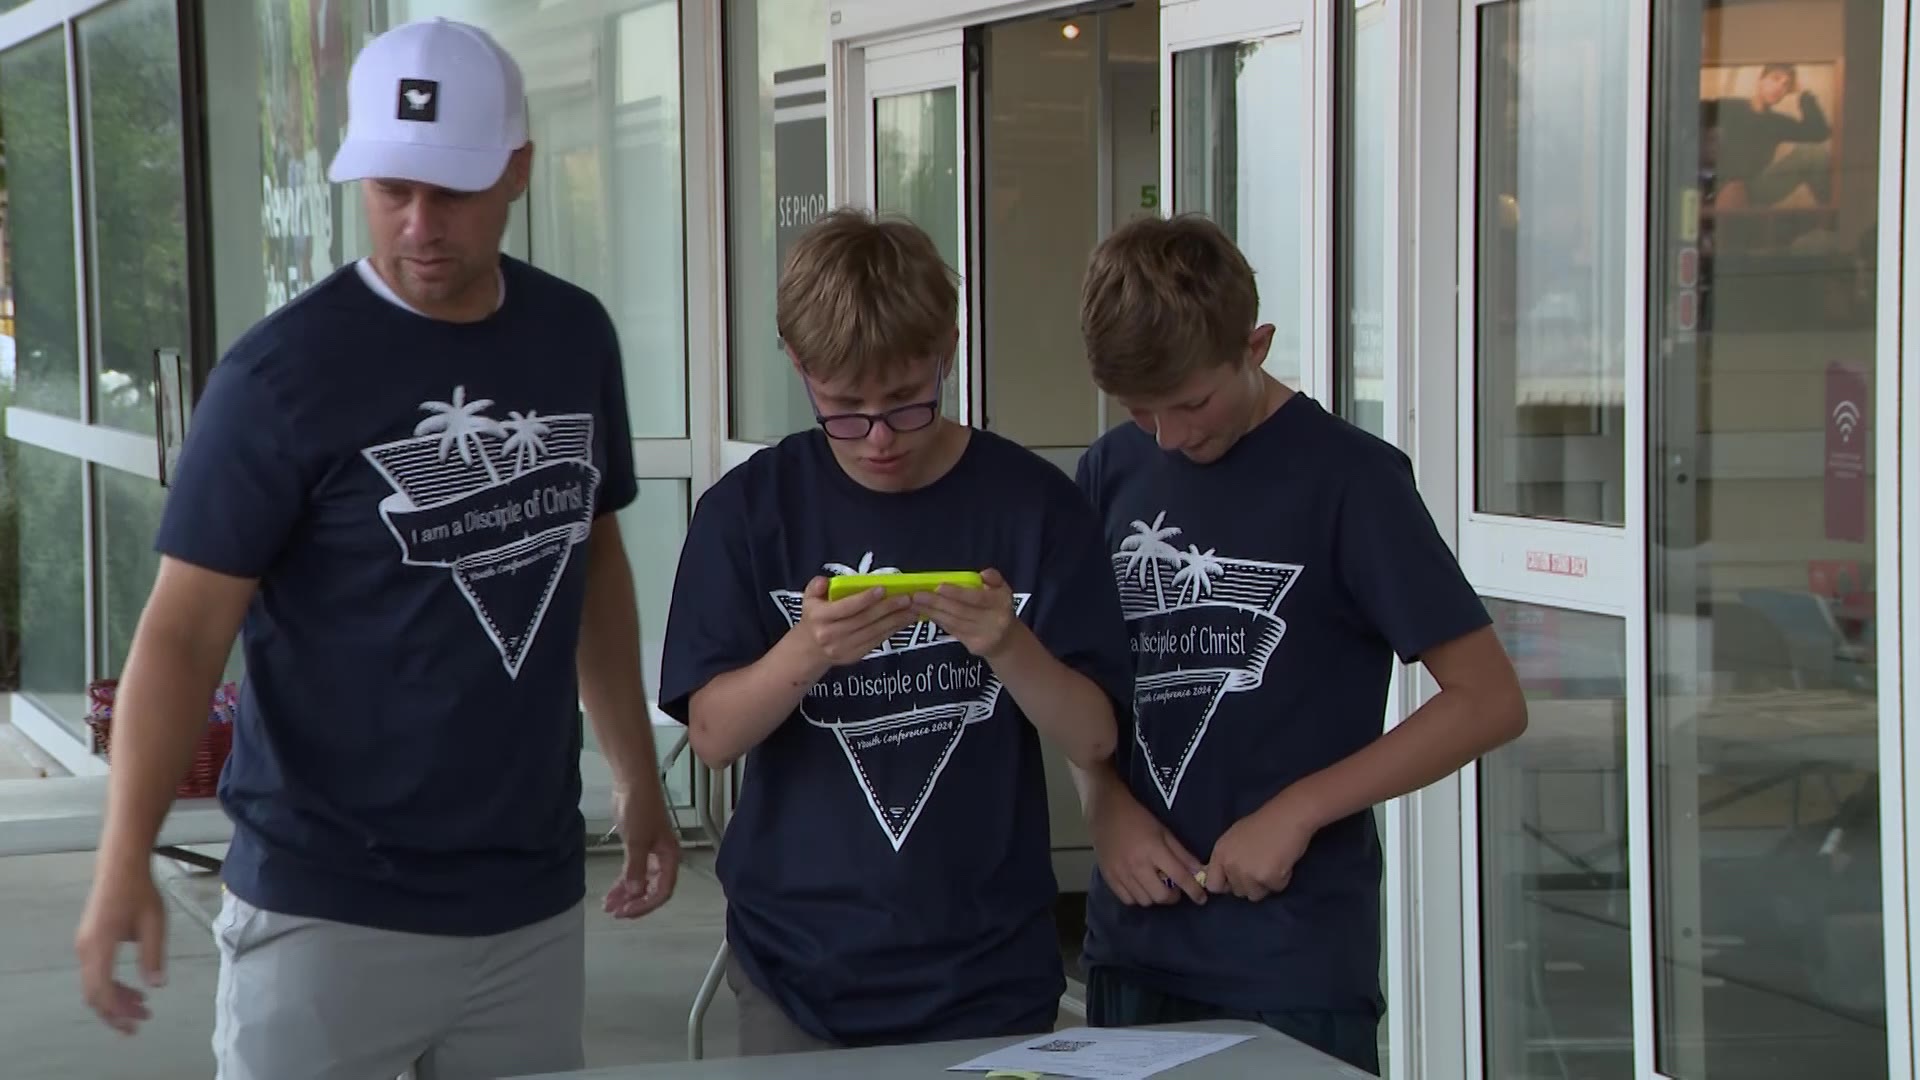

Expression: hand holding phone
xmin=794 ymin=575 xmax=918 ymax=668
xmin=909 ymin=567 xmax=1020 ymax=659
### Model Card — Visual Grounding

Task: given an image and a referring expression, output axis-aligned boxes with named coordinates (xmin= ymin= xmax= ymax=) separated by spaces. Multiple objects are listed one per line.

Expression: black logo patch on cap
xmin=397 ymin=78 xmax=439 ymax=122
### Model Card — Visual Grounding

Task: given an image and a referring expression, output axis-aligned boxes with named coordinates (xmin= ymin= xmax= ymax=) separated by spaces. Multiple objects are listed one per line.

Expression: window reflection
xmin=1650 ymin=1 xmax=1886 ymax=1077
xmin=0 ymin=28 xmax=80 ymax=420
xmin=1337 ymin=0 xmax=1392 ymax=438
xmin=205 ymin=1 xmax=370 ymax=352
xmin=391 ymin=0 xmax=688 ymax=439
xmin=1172 ymin=34 xmax=1305 ymax=389
xmin=613 ymin=479 xmax=691 ymax=807
xmin=1481 ymin=599 xmax=1634 ymax=1079
xmin=1475 ymin=0 xmax=1628 ymax=525
xmin=874 ymin=88 xmax=962 ymax=420
xmin=725 ymin=0 xmax=830 ymax=443
xmin=79 ymin=0 xmax=187 ymax=713
xmin=0 ymin=31 xmax=87 ymax=723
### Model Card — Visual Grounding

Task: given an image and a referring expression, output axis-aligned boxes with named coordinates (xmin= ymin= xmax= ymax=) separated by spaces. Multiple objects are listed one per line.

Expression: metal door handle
xmin=152 ymin=348 xmax=189 ymax=486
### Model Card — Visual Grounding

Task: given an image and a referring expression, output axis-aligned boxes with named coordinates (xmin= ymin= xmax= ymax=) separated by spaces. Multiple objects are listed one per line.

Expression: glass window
xmin=1649 ymin=3 xmax=1887 ymax=1077
xmin=615 ymin=477 xmax=683 ymax=711
xmin=1480 ymin=598 xmax=1632 ymax=1079
xmin=96 ymin=464 xmax=161 ymax=677
xmin=388 ymin=1 xmax=688 ymax=439
xmin=614 ymin=478 xmax=688 ymax=803
xmin=203 ymin=0 xmax=371 ymax=353
xmin=1336 ymin=0 xmax=1392 ymax=438
xmin=0 ymin=28 xmax=81 ymax=419
xmin=0 ymin=29 xmax=87 ymax=725
xmin=873 ymin=87 xmax=962 ymax=420
xmin=81 ymin=0 xmax=189 ymax=437
xmin=724 ymin=0 xmax=829 ymax=443
xmin=1172 ymin=33 xmax=1306 ymax=389
xmin=10 ymin=443 xmax=86 ymax=724
xmin=1474 ymin=0 xmax=1627 ymax=525
xmin=78 ymin=0 xmax=188 ymax=694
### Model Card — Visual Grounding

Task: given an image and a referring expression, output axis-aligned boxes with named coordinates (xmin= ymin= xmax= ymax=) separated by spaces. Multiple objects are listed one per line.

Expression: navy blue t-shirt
xmin=1075 ymin=394 xmax=1490 ymax=1017
xmin=154 ymin=257 xmax=638 ymax=937
xmin=659 ymin=428 xmax=1134 ymax=1047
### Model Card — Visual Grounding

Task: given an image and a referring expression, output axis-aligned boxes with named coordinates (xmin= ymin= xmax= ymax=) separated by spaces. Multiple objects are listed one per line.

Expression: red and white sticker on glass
xmin=1526 ymin=550 xmax=1589 ymax=578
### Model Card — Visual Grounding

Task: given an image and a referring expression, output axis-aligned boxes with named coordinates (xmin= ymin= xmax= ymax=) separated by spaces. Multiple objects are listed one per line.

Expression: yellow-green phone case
xmin=827 ymin=571 xmax=983 ymax=601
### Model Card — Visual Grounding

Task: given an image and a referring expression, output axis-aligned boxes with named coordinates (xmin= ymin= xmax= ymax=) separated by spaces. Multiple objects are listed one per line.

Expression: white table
xmin=509 ymin=1021 xmax=1373 ymax=1079
xmin=0 ymin=776 xmax=230 ymax=858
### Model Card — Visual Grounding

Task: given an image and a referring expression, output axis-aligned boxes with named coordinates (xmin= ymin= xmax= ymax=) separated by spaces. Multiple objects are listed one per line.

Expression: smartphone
xmin=827 ymin=571 xmax=984 ymax=602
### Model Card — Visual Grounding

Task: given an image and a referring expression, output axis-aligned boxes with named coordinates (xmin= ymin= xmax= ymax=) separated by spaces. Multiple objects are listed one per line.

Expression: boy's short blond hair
xmin=777 ymin=207 xmax=959 ymax=386
xmin=1079 ymin=213 xmax=1259 ymax=400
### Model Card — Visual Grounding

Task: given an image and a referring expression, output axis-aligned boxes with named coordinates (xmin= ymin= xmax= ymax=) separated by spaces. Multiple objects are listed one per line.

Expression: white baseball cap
xmin=327 ymin=18 xmax=528 ymax=193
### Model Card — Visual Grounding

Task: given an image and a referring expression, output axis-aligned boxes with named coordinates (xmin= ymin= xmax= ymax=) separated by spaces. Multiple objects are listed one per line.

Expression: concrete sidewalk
xmin=0 ymin=720 xmax=1087 ymax=1079
xmin=0 ymin=844 xmax=741 ymax=1079
xmin=0 ymin=720 xmax=742 ymax=1079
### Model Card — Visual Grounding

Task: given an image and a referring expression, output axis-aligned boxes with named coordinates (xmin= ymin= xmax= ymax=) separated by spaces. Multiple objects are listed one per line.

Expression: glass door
xmin=1646 ymin=1 xmax=1899 ymax=1078
xmin=0 ymin=0 xmax=201 ymax=752
xmin=1456 ymin=0 xmax=1648 ymax=1077
xmin=1160 ymin=0 xmax=1325 ymax=397
xmin=855 ymin=30 xmax=970 ymax=422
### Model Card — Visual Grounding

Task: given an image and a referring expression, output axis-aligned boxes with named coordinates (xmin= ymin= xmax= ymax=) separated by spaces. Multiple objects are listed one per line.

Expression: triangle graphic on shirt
xmin=1132 ymin=670 xmax=1236 ymax=808
xmin=771 ymin=577 xmax=1032 ymax=850
xmin=834 ymin=700 xmax=976 ymax=850
xmin=452 ymin=526 xmax=577 ymax=678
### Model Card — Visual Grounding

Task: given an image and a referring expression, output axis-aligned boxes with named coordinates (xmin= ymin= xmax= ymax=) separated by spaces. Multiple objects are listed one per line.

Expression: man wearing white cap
xmin=72 ymin=18 xmax=681 ymax=1079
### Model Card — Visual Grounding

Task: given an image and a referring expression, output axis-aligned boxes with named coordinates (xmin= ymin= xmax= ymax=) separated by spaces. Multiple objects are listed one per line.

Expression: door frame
xmin=1446 ymin=0 xmax=1656 ymax=1077
xmin=1890 ymin=1 xmax=1917 ymax=1075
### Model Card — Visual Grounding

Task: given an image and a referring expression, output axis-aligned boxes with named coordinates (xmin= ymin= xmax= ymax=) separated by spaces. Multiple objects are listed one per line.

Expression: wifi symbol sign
xmin=1832 ymin=399 xmax=1862 ymax=443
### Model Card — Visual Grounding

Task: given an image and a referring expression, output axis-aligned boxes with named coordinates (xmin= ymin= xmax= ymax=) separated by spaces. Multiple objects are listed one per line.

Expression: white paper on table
xmin=946 ymin=1026 xmax=1254 ymax=1080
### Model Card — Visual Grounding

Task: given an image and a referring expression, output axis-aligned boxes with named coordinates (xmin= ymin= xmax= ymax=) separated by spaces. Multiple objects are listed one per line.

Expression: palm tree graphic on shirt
xmin=1109 ymin=512 xmax=1303 ymax=808
xmin=1171 ymin=544 xmax=1225 ymax=605
xmin=824 ymin=551 xmax=900 ymax=577
xmin=415 ymin=386 xmax=507 ymax=484
xmin=362 ymin=385 xmax=603 ymax=680
xmin=501 ymin=410 xmax=552 ymax=477
xmin=1120 ymin=512 xmax=1182 ymax=600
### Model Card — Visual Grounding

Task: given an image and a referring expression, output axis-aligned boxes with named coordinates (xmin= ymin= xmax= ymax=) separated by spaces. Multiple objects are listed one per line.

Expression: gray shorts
xmin=211 ymin=888 xmax=586 ymax=1080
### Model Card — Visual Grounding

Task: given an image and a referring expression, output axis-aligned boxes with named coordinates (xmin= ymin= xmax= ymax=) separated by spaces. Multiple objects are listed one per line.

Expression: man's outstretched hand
xmin=74 ymin=864 xmax=168 ymax=1034
xmin=603 ymin=783 xmax=681 ymax=919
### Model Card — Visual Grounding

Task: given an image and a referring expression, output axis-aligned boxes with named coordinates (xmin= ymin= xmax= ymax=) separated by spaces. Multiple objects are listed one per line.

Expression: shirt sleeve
xmin=1072 ymin=444 xmax=1097 ymax=501
xmin=1028 ymin=485 xmax=1135 ymax=728
xmin=152 ymin=356 xmax=309 ymax=579
xmin=1332 ymin=449 xmax=1492 ymax=665
xmin=657 ymin=478 xmax=768 ymax=724
xmin=594 ymin=308 xmax=639 ymax=518
xmin=1070 ymin=444 xmax=1137 ymax=749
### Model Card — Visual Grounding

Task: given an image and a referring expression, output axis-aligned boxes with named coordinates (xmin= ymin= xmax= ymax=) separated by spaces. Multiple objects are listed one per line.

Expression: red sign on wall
xmin=1824 ymin=362 xmax=1868 ymax=542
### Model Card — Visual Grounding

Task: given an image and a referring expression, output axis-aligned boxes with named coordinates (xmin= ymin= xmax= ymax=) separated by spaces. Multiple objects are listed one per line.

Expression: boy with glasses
xmin=1069 ymin=214 xmax=1528 ymax=1074
xmin=659 ymin=208 xmax=1132 ymax=1055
